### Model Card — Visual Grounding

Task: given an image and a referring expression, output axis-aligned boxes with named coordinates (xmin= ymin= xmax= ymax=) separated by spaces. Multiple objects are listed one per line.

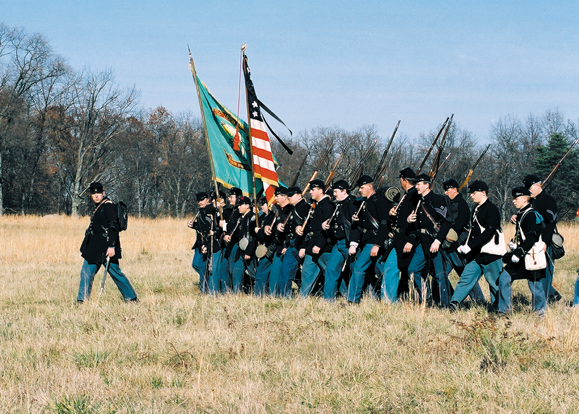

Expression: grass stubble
xmin=1 ymin=215 xmax=579 ymax=413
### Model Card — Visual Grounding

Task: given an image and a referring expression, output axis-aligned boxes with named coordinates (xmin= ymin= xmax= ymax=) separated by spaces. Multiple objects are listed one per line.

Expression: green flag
xmin=196 ymin=75 xmax=262 ymax=195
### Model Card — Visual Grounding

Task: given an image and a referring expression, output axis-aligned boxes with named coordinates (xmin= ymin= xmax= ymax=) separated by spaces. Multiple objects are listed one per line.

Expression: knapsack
xmin=117 ymin=201 xmax=128 ymax=232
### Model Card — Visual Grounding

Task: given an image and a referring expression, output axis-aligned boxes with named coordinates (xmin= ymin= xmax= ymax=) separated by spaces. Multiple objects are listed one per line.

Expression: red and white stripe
xmin=250 ymin=118 xmax=279 ymax=204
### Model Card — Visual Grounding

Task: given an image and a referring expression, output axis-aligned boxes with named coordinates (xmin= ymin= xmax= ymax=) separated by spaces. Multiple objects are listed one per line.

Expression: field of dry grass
xmin=1 ymin=215 xmax=579 ymax=413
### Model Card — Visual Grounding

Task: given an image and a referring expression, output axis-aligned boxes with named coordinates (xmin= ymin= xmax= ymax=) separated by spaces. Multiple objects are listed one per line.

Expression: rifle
xmin=290 ymin=151 xmax=309 ymax=187
xmin=542 ymin=137 xmax=579 ymax=189
xmin=432 ymin=152 xmax=452 ymax=181
xmin=429 ymin=114 xmax=453 ymax=178
xmin=347 ymin=138 xmax=378 ymax=185
xmin=416 ymin=117 xmax=449 ymax=175
xmin=373 ymin=120 xmax=401 ymax=182
xmin=458 ymin=144 xmax=491 ymax=191
xmin=301 ymin=147 xmax=331 ymax=196
xmin=324 ymin=152 xmax=344 ymax=189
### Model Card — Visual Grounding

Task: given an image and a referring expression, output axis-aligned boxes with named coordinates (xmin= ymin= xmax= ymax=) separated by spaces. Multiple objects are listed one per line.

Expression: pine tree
xmin=534 ymin=133 xmax=579 ymax=220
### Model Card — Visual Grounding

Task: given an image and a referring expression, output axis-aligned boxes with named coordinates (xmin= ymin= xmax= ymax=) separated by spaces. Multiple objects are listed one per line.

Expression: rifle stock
xmin=324 ymin=153 xmax=344 ymax=189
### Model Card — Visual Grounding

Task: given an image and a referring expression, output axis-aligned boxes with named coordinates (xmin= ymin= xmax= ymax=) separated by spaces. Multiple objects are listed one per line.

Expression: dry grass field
xmin=1 ymin=215 xmax=579 ymax=413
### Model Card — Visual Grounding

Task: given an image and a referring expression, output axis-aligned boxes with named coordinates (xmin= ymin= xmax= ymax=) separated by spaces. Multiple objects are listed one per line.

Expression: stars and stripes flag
xmin=243 ymin=54 xmax=280 ymax=204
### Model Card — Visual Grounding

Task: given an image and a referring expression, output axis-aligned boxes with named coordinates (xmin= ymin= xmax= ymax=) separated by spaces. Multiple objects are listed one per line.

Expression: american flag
xmin=243 ymin=54 xmax=280 ymax=204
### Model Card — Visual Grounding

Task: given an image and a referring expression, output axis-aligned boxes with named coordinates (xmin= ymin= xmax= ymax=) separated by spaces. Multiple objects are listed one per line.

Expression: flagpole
xmin=188 ymin=46 xmax=222 ymax=212
xmin=241 ymin=44 xmax=260 ymax=227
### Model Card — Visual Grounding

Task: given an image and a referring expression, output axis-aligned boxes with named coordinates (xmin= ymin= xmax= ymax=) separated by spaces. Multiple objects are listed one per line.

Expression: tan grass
xmin=1 ymin=216 xmax=579 ymax=412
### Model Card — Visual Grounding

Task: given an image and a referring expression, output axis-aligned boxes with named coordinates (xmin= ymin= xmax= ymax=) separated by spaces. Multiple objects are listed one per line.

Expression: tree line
xmin=1 ymin=23 xmax=578 ymax=219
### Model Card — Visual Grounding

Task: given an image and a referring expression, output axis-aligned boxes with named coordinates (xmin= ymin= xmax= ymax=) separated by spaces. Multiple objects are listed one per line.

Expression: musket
xmin=301 ymin=147 xmax=332 ymax=196
xmin=290 ymin=151 xmax=309 ymax=187
xmin=429 ymin=114 xmax=454 ymax=178
xmin=432 ymin=152 xmax=452 ymax=181
xmin=416 ymin=117 xmax=449 ymax=175
xmin=458 ymin=144 xmax=491 ymax=191
xmin=373 ymin=120 xmax=401 ymax=182
xmin=542 ymin=137 xmax=579 ymax=189
xmin=346 ymin=138 xmax=378 ymax=184
xmin=324 ymin=152 xmax=344 ymax=189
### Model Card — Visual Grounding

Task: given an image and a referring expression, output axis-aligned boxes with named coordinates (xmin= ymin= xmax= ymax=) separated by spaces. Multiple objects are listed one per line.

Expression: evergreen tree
xmin=533 ymin=133 xmax=579 ymax=220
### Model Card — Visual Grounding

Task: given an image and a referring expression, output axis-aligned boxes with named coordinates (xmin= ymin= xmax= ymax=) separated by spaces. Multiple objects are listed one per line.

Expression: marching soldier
xmin=217 ymin=187 xmax=242 ymax=293
xmin=77 ymin=182 xmax=138 ymax=303
xmin=266 ymin=187 xmax=292 ymax=295
xmin=253 ymin=196 xmax=277 ymax=296
xmin=278 ymin=186 xmax=310 ymax=297
xmin=322 ymin=180 xmax=359 ymax=301
xmin=406 ymin=174 xmax=453 ymax=307
xmin=225 ymin=196 xmax=257 ymax=293
xmin=347 ymin=175 xmax=390 ymax=304
xmin=523 ymin=174 xmax=562 ymax=303
xmin=189 ymin=192 xmax=211 ymax=293
xmin=451 ymin=181 xmax=503 ymax=310
xmin=498 ymin=187 xmax=547 ymax=315
xmin=441 ymin=179 xmax=486 ymax=304
xmin=297 ymin=179 xmax=334 ymax=297
xmin=377 ymin=168 xmax=418 ymax=302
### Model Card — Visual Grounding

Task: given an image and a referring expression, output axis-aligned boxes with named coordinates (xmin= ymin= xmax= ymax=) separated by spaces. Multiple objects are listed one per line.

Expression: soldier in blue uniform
xmin=298 ymin=179 xmax=334 ymax=297
xmin=77 ymin=182 xmax=137 ymax=303
xmin=451 ymin=181 xmax=503 ymax=310
xmin=498 ymin=187 xmax=547 ymax=315
xmin=441 ymin=179 xmax=486 ymax=304
xmin=322 ymin=180 xmax=359 ymax=301
xmin=524 ymin=174 xmax=562 ymax=303
xmin=406 ymin=174 xmax=453 ymax=307
xmin=278 ymin=186 xmax=310 ymax=297
xmin=225 ymin=196 xmax=257 ymax=293
xmin=347 ymin=175 xmax=390 ymax=304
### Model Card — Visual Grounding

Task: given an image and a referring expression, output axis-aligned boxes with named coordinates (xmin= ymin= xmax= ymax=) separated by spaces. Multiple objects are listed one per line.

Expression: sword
xmin=99 ymin=257 xmax=111 ymax=297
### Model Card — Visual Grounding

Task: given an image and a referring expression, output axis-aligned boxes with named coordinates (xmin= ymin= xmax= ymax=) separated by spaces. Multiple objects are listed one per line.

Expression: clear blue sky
xmin=2 ymin=0 xmax=578 ymax=141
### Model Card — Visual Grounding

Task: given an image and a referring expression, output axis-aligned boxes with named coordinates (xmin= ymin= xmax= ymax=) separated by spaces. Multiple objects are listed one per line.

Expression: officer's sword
xmin=99 ymin=257 xmax=110 ymax=297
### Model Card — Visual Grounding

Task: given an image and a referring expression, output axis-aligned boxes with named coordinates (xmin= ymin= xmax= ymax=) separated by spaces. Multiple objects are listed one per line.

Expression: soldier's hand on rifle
xmin=265 ymin=225 xmax=272 ymax=236
xmin=352 ymin=213 xmax=359 ymax=222
xmin=277 ymin=223 xmax=285 ymax=232
xmin=322 ymin=219 xmax=330 ymax=230
xmin=244 ymin=255 xmax=251 ymax=260
xmin=254 ymin=227 xmax=261 ymax=234
xmin=403 ymin=242 xmax=413 ymax=254
xmin=509 ymin=214 xmax=517 ymax=224
xmin=296 ymin=225 xmax=303 ymax=236
xmin=370 ymin=245 xmax=380 ymax=257
xmin=106 ymin=247 xmax=115 ymax=258
xmin=299 ymin=248 xmax=306 ymax=258
xmin=312 ymin=246 xmax=320 ymax=254
xmin=281 ymin=248 xmax=287 ymax=255
xmin=430 ymin=239 xmax=441 ymax=254
xmin=201 ymin=246 xmax=208 ymax=254
xmin=407 ymin=212 xmax=416 ymax=223
xmin=224 ymin=235 xmax=231 ymax=243
xmin=187 ymin=220 xmax=194 ymax=228
xmin=389 ymin=206 xmax=397 ymax=216
xmin=349 ymin=245 xmax=357 ymax=256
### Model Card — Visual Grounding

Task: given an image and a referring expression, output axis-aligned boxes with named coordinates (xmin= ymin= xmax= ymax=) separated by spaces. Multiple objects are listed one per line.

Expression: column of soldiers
xmin=188 ymin=170 xmax=567 ymax=315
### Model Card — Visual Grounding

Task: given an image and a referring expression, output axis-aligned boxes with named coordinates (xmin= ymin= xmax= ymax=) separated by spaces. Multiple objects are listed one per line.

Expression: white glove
xmin=457 ymin=244 xmax=471 ymax=255
xmin=511 ymin=255 xmax=520 ymax=263
xmin=508 ymin=241 xmax=517 ymax=251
